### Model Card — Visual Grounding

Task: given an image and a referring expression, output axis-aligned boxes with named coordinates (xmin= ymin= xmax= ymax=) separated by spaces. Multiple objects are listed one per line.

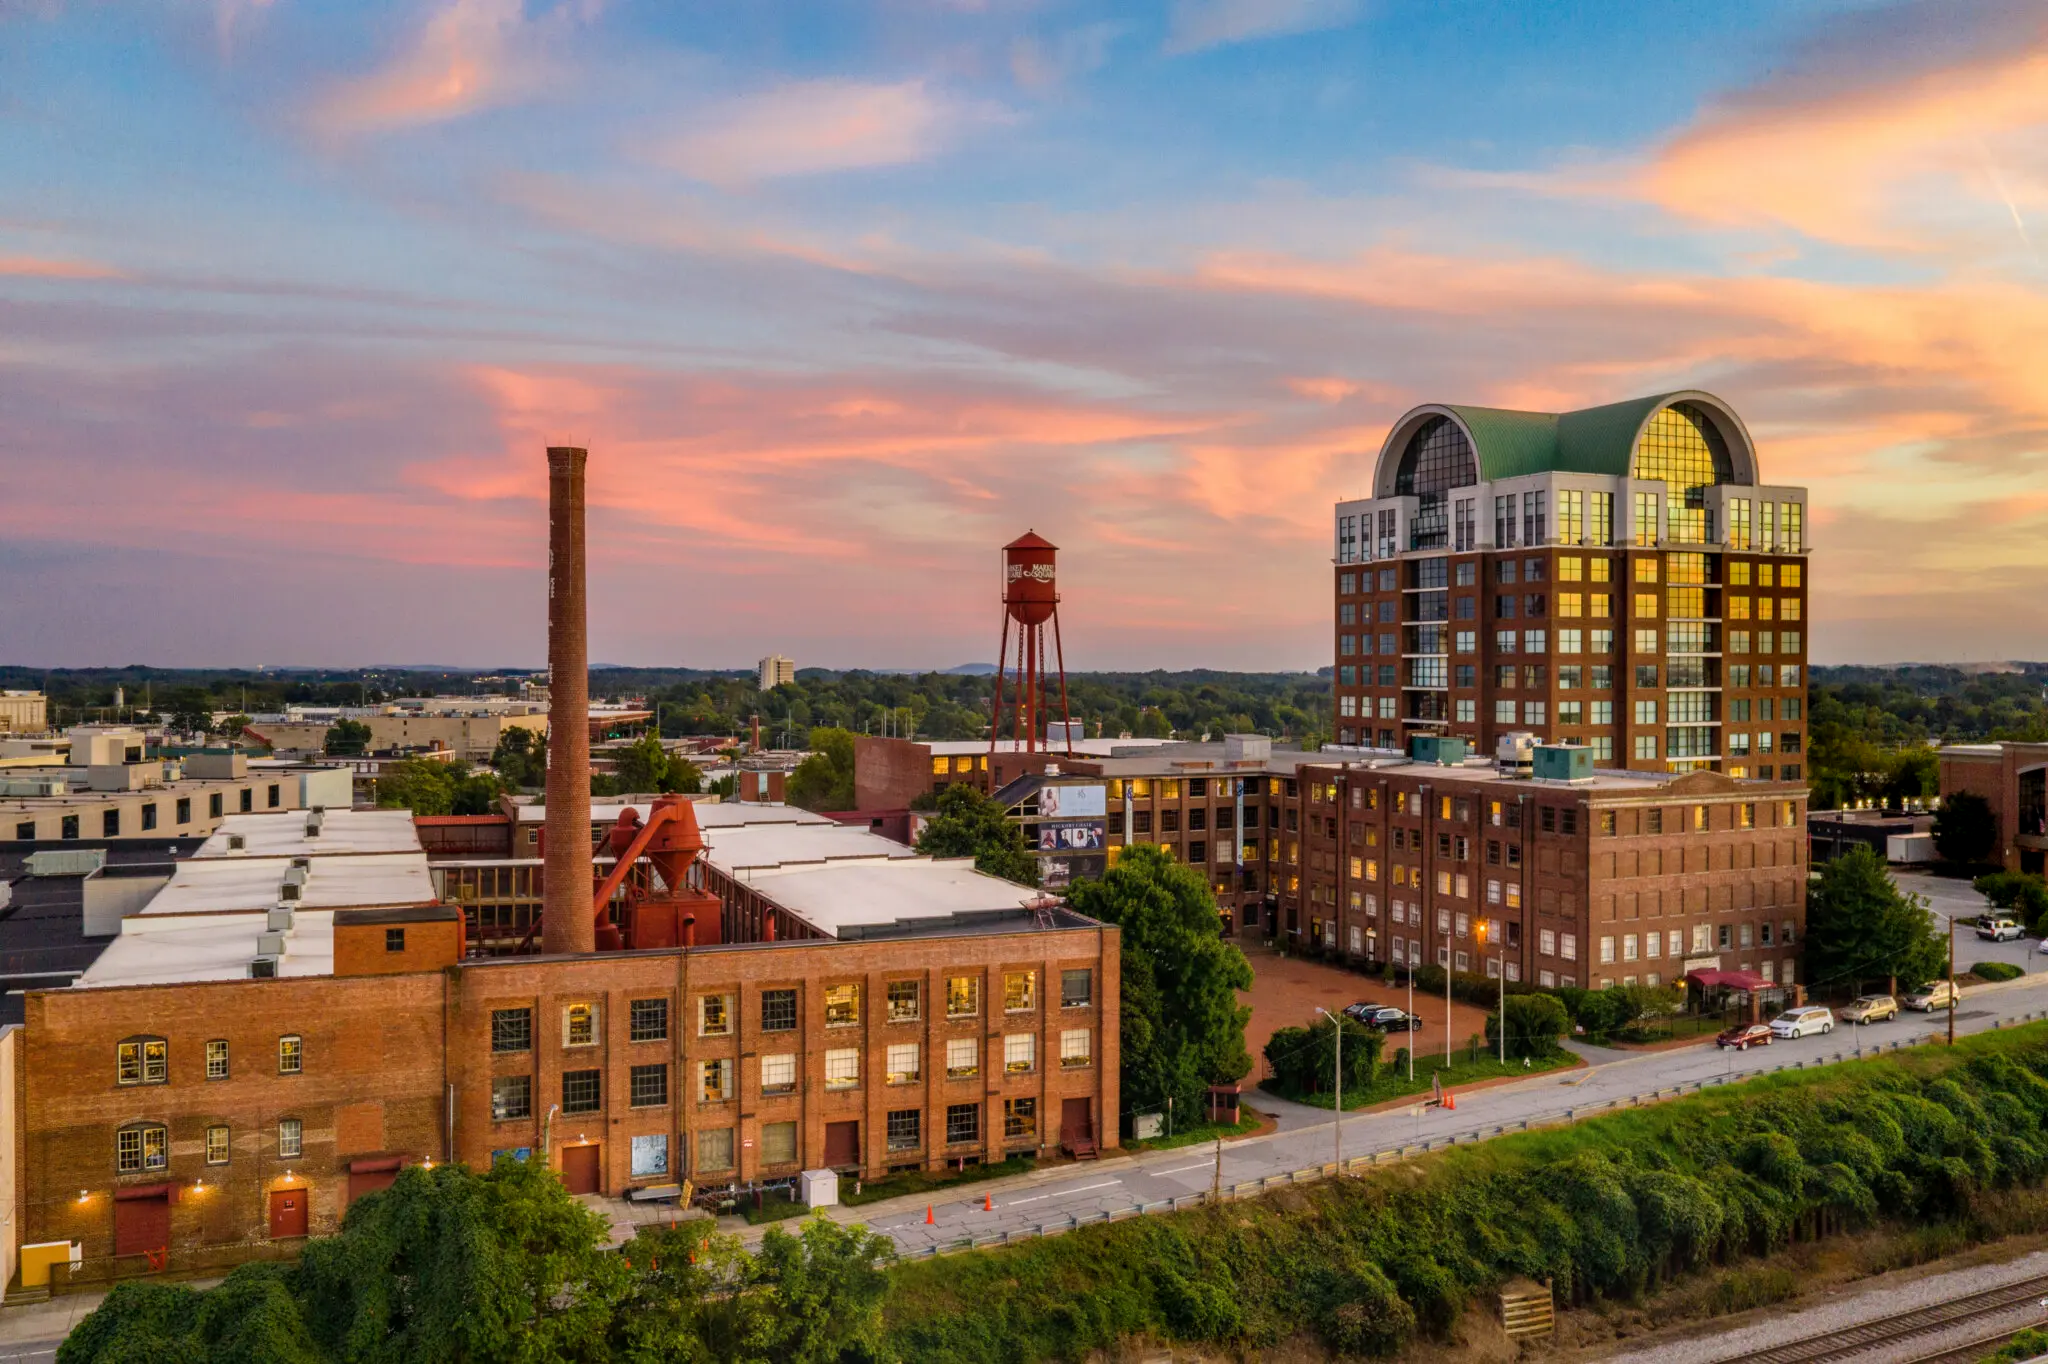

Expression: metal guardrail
xmin=897 ymin=1010 xmax=2044 ymax=1261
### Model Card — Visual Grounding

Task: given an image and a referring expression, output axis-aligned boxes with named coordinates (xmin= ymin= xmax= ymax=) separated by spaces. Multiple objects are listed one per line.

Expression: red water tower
xmin=991 ymin=531 xmax=1075 ymax=758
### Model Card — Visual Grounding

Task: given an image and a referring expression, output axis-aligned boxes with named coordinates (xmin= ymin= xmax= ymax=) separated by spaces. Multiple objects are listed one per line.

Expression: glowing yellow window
xmin=1633 ymin=593 xmax=1658 ymax=618
xmin=931 ymin=757 xmax=949 ymax=776
xmin=1635 ymin=559 xmax=1659 ymax=583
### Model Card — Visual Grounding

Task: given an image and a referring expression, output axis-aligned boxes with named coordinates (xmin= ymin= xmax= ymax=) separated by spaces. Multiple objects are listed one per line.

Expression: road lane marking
xmin=1149 ymin=1162 xmax=1216 ymax=1177
xmin=1006 ymin=1179 xmax=1120 ymax=1207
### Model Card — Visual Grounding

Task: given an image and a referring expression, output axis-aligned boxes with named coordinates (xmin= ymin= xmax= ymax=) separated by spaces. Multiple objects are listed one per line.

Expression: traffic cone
xmin=926 ymin=1204 xmax=935 ymax=1225
xmin=984 ymin=1191 xmax=994 ymax=1212
xmin=1445 ymin=1091 xmax=1456 ymax=1110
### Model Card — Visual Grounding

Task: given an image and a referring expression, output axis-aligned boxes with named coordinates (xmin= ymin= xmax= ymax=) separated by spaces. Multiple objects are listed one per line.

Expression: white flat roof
xmin=700 ymin=821 xmax=919 ymax=873
xmin=734 ymin=857 xmax=1046 ymax=938
xmin=79 ymin=910 xmax=335 ymax=987
xmin=507 ymin=798 xmax=820 ymax=829
xmin=142 ymin=853 xmax=436 ymax=917
xmin=194 ymin=809 xmax=423 ymax=859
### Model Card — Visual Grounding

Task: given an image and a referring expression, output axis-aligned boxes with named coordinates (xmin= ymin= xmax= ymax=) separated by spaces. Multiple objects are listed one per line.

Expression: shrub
xmin=1974 ymin=961 xmax=2024 ymax=982
xmin=1975 ymin=871 xmax=2048 ymax=932
xmin=1488 ymin=993 xmax=1571 ymax=1059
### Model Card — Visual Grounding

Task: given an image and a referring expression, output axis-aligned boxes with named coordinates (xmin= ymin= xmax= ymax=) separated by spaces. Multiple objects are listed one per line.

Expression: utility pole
xmin=1407 ymin=969 xmax=1415 ymax=1081
xmin=1213 ymin=1134 xmax=1223 ymax=1201
xmin=1947 ymin=914 xmax=1957 ymax=1046
xmin=1316 ymin=1006 xmax=1342 ymax=1171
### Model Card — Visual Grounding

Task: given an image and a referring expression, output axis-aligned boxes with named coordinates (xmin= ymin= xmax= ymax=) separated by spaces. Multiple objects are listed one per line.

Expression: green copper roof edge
xmin=1400 ymin=391 xmax=1732 ymax=486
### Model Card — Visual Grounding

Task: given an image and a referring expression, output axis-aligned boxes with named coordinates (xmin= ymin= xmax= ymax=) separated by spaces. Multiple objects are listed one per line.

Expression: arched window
xmin=1394 ymin=416 xmax=1477 ymax=496
xmin=1394 ymin=416 xmax=1476 ymax=549
xmin=116 ymin=1036 xmax=168 ymax=1086
xmin=1632 ymin=403 xmax=1732 ymax=541
xmin=116 ymin=1122 xmax=169 ymax=1174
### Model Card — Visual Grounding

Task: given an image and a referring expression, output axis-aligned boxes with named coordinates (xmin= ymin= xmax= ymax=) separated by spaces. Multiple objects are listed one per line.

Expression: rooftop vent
xmin=279 ymin=882 xmax=302 ymax=902
xmin=249 ymin=955 xmax=279 ymax=979
xmin=226 ymin=833 xmax=246 ymax=851
xmin=267 ymin=904 xmax=294 ymax=933
xmin=257 ymin=930 xmax=286 ymax=957
xmin=290 ymin=856 xmax=310 ymax=871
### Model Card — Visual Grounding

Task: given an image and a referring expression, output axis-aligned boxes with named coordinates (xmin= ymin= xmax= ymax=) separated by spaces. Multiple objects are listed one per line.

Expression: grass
xmin=1261 ymin=1047 xmax=1577 ymax=1111
xmin=1123 ymin=1106 xmax=1265 ymax=1153
xmin=740 ymin=1193 xmax=812 ymax=1225
xmin=883 ymin=1021 xmax=2048 ymax=1364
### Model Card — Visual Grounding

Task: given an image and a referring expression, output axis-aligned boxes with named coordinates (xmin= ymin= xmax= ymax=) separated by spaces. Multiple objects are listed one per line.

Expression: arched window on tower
xmin=1394 ymin=416 xmax=1477 ymax=550
xmin=1631 ymin=403 xmax=1733 ymax=544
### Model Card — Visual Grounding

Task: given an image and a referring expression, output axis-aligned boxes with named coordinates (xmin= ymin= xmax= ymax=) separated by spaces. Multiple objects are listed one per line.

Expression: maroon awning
xmin=115 ymin=1183 xmax=178 ymax=1201
xmin=348 ymin=1157 xmax=404 ymax=1174
xmin=1686 ymin=969 xmax=1770 ymax=991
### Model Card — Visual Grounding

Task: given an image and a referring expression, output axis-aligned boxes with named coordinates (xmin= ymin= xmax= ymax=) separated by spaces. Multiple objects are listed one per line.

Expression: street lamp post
xmin=1316 ymin=1006 xmax=1342 ymax=1170
xmin=1479 ymin=920 xmax=1505 ymax=1066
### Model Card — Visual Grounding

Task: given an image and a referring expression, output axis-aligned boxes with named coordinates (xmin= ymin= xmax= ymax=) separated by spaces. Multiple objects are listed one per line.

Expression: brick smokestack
xmin=543 ymin=446 xmax=595 ymax=956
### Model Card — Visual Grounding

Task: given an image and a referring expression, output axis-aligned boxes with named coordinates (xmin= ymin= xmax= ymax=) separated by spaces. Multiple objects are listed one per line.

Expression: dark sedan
xmin=1346 ymin=1004 xmax=1423 ymax=1032
xmin=1716 ymin=1021 xmax=1773 ymax=1052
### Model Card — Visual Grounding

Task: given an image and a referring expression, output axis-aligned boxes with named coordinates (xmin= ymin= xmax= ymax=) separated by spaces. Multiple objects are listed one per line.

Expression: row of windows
xmin=1339 ymin=627 xmax=1805 ymax=664
xmin=116 ymin=1118 xmax=300 ymax=1174
xmin=116 ymin=1035 xmax=299 ymax=1086
xmin=489 ymin=973 xmax=1094 ymax=1054
xmin=491 ymin=1033 xmax=1095 ymax=1121
xmin=1338 ymin=559 xmax=1802 ymax=600
xmin=1598 ymin=921 xmax=1796 ymax=962
xmin=608 ymin=1100 xmax=1046 ymax=1179
xmin=17 ymin=786 xmax=287 ymax=842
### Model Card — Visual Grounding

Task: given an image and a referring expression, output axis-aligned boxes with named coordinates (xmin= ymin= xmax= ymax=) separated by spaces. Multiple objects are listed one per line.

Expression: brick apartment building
xmin=1332 ymin=392 xmax=1810 ymax=778
xmin=1938 ymin=741 xmax=2048 ymax=875
xmin=1290 ymin=744 xmax=1809 ymax=990
xmin=13 ymin=808 xmax=1117 ymax=1270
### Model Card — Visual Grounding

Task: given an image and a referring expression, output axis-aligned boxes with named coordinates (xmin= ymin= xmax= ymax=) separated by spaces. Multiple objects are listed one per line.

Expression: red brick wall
xmin=852 ymin=737 xmax=937 ymax=810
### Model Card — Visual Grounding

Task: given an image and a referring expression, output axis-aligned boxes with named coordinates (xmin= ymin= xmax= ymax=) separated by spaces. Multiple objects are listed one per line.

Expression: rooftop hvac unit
xmin=1496 ymin=732 xmax=1538 ymax=773
xmin=290 ymin=857 xmax=310 ymax=871
xmin=283 ymin=865 xmax=308 ymax=887
xmin=249 ymin=955 xmax=280 ymax=979
xmin=267 ymin=905 xmax=294 ymax=933
xmin=257 ymin=930 xmax=286 ymax=957
xmin=304 ymin=818 xmax=321 ymax=839
xmin=279 ymin=882 xmax=302 ymax=902
xmin=226 ymin=833 xmax=246 ymax=851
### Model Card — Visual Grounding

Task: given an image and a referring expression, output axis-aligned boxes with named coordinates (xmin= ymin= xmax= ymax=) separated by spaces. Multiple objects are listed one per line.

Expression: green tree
xmin=1064 ymin=844 xmax=1254 ymax=1120
xmin=1934 ymin=791 xmax=1998 ymax=867
xmin=491 ymin=727 xmax=545 ymax=789
xmin=611 ymin=1225 xmax=757 ymax=1364
xmin=323 ymin=719 xmax=372 ymax=757
xmin=374 ymin=759 xmax=504 ymax=817
xmin=786 ymin=727 xmax=856 ymax=811
xmin=747 ymin=1218 xmax=896 ymax=1364
xmin=610 ymin=735 xmax=702 ymax=795
xmin=1263 ymin=1012 xmax=1381 ymax=1097
xmin=1802 ymin=844 xmax=1946 ymax=993
xmin=912 ymin=784 xmax=1039 ymax=887
xmin=218 ymin=714 xmax=252 ymax=742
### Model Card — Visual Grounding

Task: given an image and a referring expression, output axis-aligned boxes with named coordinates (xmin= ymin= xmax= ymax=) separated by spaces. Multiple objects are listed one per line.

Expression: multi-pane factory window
xmin=760 ymin=989 xmax=797 ymax=1032
xmin=1558 ymin=490 xmax=1583 ymax=545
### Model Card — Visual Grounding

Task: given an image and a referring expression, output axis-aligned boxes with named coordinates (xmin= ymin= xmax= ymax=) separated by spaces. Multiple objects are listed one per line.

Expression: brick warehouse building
xmin=14 ymin=808 xmax=1117 ymax=1269
xmin=1333 ymin=392 xmax=1810 ymax=778
xmin=1938 ymin=741 xmax=2048 ymax=875
xmin=1288 ymin=745 xmax=1809 ymax=989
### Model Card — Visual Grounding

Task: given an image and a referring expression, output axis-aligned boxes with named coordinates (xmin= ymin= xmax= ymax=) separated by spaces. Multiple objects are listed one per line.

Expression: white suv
xmin=1770 ymin=1006 xmax=1835 ymax=1039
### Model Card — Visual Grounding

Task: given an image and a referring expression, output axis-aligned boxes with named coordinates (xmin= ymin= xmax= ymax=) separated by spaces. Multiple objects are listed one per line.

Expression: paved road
xmin=817 ymin=972 xmax=2048 ymax=1256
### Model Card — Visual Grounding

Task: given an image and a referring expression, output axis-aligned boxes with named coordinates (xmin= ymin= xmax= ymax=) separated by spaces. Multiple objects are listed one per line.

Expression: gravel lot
xmin=1600 ymin=1248 xmax=2048 ymax=1364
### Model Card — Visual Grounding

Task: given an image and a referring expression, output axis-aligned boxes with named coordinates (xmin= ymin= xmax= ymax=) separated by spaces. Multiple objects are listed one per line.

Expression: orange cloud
xmin=1643 ymin=44 xmax=2048 ymax=253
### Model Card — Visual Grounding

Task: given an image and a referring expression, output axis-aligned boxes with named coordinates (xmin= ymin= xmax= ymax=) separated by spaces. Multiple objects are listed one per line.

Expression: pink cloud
xmin=653 ymin=80 xmax=964 ymax=184
xmin=309 ymin=0 xmax=596 ymax=137
xmin=0 ymin=255 xmax=121 ymax=279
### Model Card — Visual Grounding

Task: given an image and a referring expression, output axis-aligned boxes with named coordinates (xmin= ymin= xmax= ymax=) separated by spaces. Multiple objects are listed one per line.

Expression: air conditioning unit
xmin=279 ymin=882 xmax=302 ymax=902
xmin=226 ymin=833 xmax=246 ymax=851
xmin=267 ymin=905 xmax=294 ymax=933
xmin=290 ymin=857 xmax=310 ymax=871
xmin=249 ymin=955 xmax=280 ymax=979
xmin=304 ymin=820 xmax=321 ymax=839
xmin=257 ymin=930 xmax=286 ymax=957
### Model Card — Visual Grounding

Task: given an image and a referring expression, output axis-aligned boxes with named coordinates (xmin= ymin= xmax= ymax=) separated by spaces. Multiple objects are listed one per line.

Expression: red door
xmin=113 ymin=1192 xmax=171 ymax=1257
xmin=823 ymin=1121 xmax=860 ymax=1168
xmin=561 ymin=1143 xmax=601 ymax=1195
xmin=1061 ymin=1098 xmax=1095 ymax=1153
xmin=268 ymin=1188 xmax=308 ymax=1239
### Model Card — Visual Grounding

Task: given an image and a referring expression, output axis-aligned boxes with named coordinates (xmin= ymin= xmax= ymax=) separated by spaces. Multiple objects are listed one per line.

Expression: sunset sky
xmin=4 ymin=0 xmax=2046 ymax=670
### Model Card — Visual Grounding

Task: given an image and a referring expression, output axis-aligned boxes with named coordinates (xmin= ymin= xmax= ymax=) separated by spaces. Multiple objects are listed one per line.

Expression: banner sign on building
xmin=1037 ymin=821 xmax=1105 ymax=851
xmin=1037 ymin=784 xmax=1107 ymax=819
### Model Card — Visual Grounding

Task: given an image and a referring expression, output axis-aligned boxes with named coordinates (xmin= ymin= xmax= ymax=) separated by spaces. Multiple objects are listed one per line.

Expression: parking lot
xmin=1897 ymin=869 xmax=2045 ymax=978
xmin=1238 ymin=949 xmax=1496 ymax=1077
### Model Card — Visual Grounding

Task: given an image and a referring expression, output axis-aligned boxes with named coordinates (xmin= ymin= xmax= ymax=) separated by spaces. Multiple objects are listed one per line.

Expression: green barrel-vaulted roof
xmin=1440 ymin=393 xmax=1687 ymax=482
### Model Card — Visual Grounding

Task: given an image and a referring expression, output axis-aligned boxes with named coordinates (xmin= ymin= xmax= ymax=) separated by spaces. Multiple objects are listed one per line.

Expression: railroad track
xmin=1733 ymin=1272 xmax=2048 ymax=1363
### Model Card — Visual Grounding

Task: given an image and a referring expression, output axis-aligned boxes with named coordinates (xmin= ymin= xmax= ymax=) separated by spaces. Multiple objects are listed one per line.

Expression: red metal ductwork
xmin=590 ymin=796 xmax=723 ymax=951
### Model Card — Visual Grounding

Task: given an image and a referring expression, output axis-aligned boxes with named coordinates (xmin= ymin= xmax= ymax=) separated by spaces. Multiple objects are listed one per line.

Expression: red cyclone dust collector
xmin=989 ymin=531 xmax=1075 ymax=760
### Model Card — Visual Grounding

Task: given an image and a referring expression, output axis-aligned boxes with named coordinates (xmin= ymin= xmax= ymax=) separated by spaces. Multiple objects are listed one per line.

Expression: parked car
xmin=1904 ymin=980 xmax=1960 ymax=1011
xmin=1716 ymin=1021 xmax=1774 ymax=1051
xmin=1347 ymin=1005 xmax=1423 ymax=1032
xmin=1840 ymin=994 xmax=1899 ymax=1023
xmin=1769 ymin=1006 xmax=1835 ymax=1039
xmin=1978 ymin=917 xmax=2025 ymax=942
